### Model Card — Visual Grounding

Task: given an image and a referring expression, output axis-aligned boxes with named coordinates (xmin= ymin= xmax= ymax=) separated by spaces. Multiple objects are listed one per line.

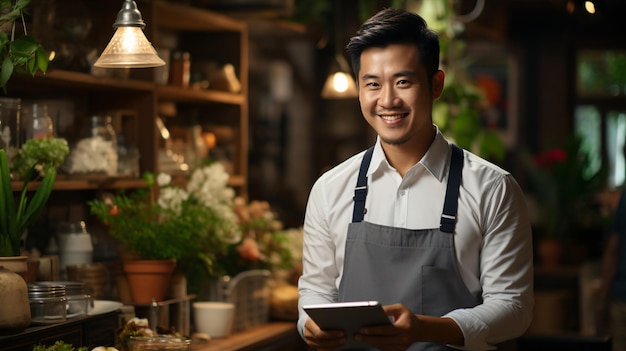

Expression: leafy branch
xmin=0 ymin=0 xmax=49 ymax=93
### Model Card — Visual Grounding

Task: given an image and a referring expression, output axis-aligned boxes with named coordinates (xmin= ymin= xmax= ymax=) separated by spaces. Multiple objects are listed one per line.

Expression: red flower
xmin=237 ymin=237 xmax=261 ymax=261
xmin=533 ymin=148 xmax=567 ymax=168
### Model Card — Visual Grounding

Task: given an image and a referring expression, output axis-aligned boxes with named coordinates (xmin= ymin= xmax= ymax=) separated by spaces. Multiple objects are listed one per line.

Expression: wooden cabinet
xmin=7 ymin=0 xmax=248 ymax=195
xmin=0 ymin=311 xmax=120 ymax=351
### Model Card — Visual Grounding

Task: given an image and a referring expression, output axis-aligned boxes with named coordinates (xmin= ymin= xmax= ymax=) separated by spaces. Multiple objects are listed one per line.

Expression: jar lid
xmin=33 ymin=281 xmax=85 ymax=295
xmin=28 ymin=283 xmax=66 ymax=297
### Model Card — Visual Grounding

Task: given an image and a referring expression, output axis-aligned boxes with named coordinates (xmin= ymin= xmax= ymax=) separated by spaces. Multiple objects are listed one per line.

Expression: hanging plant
xmin=0 ymin=0 xmax=49 ymax=93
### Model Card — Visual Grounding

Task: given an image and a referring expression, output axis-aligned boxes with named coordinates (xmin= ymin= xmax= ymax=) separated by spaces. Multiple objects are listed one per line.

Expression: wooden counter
xmin=191 ymin=322 xmax=308 ymax=351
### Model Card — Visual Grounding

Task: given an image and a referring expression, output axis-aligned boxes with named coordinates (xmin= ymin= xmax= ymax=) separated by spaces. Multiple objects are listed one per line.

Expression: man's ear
xmin=432 ymin=70 xmax=445 ymax=99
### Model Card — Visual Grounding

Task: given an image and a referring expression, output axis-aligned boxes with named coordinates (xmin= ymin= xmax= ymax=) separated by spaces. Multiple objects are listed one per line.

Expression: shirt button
xmin=399 ymin=190 xmax=406 ymax=196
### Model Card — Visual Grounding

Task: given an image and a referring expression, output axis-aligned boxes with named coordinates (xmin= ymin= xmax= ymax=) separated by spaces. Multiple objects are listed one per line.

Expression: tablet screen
xmin=303 ymin=301 xmax=392 ymax=349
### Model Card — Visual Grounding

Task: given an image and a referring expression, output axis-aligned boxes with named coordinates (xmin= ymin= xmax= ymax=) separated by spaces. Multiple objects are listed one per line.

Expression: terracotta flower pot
xmin=123 ymin=259 xmax=176 ymax=304
xmin=538 ymin=238 xmax=564 ymax=268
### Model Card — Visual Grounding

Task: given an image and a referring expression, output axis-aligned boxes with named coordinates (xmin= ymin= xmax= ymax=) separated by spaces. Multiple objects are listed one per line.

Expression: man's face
xmin=358 ymin=43 xmax=443 ymax=147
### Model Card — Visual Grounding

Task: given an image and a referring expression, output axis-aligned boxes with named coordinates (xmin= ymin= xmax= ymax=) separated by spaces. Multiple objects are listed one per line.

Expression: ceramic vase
xmin=123 ymin=259 xmax=176 ymax=304
xmin=0 ymin=256 xmax=31 ymax=333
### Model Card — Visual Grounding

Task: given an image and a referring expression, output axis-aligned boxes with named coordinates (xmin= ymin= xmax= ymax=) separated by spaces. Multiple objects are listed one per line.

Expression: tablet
xmin=303 ymin=301 xmax=392 ymax=349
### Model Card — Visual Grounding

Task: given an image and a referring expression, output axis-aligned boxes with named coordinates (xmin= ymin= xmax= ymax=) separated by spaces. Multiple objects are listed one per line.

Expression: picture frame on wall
xmin=466 ymin=41 xmax=519 ymax=149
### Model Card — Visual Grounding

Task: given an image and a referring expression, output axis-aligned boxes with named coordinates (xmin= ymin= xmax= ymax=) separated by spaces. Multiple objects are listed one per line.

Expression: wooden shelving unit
xmin=6 ymin=0 xmax=249 ymax=196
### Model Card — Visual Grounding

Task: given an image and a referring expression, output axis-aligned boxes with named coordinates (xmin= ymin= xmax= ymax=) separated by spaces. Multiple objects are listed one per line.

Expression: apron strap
xmin=352 ymin=146 xmax=375 ymax=223
xmin=440 ymin=144 xmax=464 ymax=233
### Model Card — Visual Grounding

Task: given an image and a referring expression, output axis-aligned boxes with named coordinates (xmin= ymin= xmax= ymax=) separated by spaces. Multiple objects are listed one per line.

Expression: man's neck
xmin=380 ymin=126 xmax=436 ymax=177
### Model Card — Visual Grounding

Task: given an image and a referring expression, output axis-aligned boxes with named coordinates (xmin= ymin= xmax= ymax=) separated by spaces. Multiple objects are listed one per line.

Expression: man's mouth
xmin=379 ymin=113 xmax=406 ymax=121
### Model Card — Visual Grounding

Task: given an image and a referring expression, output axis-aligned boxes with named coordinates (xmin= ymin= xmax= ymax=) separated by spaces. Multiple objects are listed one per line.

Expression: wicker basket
xmin=205 ymin=269 xmax=271 ymax=332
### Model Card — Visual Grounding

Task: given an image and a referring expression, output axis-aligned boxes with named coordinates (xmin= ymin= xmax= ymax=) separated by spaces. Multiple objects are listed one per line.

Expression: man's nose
xmin=379 ymin=85 xmax=399 ymax=107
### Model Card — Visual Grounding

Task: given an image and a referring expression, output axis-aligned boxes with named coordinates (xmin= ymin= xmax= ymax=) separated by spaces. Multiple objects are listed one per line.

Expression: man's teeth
xmin=381 ymin=114 xmax=403 ymax=121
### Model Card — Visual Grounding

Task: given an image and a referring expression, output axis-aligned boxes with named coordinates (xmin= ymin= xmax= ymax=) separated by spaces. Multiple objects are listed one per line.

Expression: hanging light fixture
xmin=321 ymin=1 xmax=357 ymax=99
xmin=94 ymin=0 xmax=165 ymax=68
xmin=321 ymin=53 xmax=358 ymax=99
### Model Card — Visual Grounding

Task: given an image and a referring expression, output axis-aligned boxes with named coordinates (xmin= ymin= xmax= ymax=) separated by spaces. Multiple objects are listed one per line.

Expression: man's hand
xmin=304 ymin=316 xmax=347 ymax=351
xmin=354 ymin=303 xmax=419 ymax=351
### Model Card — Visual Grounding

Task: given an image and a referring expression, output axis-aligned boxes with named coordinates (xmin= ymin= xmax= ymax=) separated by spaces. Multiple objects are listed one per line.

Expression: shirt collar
xmin=368 ymin=125 xmax=451 ymax=183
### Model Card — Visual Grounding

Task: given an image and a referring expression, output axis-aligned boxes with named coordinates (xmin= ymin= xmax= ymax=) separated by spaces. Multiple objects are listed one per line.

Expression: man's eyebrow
xmin=361 ymin=73 xmax=378 ymax=80
xmin=360 ymin=71 xmax=418 ymax=81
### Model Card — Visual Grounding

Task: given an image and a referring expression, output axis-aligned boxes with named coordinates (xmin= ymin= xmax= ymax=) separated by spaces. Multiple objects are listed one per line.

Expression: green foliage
xmin=86 ymin=175 xmax=224 ymax=262
xmin=12 ymin=137 xmax=69 ymax=177
xmin=0 ymin=137 xmax=68 ymax=256
xmin=88 ymin=167 xmax=295 ymax=296
xmin=32 ymin=341 xmax=88 ymax=351
xmin=0 ymin=0 xmax=49 ymax=93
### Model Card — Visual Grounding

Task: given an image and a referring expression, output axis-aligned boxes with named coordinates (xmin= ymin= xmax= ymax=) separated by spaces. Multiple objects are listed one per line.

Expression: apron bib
xmin=338 ymin=144 xmax=481 ymax=351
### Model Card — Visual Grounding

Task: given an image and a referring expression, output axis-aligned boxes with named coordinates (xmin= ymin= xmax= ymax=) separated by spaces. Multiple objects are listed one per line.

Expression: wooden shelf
xmin=157 ymin=85 xmax=245 ymax=105
xmin=8 ymin=70 xmax=154 ymax=93
xmin=191 ymin=322 xmax=304 ymax=351
xmin=12 ymin=174 xmax=244 ymax=192
xmin=154 ymin=1 xmax=247 ymax=32
xmin=11 ymin=176 xmax=148 ymax=191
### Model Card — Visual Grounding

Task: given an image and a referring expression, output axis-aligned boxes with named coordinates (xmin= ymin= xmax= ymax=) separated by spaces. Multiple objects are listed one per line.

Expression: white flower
xmin=158 ymin=187 xmax=189 ymax=214
xmin=157 ymin=172 xmax=172 ymax=187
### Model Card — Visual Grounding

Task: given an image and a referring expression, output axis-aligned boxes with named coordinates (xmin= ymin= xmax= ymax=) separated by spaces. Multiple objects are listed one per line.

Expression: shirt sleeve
xmin=297 ymin=176 xmax=342 ymax=338
xmin=445 ymin=174 xmax=534 ymax=351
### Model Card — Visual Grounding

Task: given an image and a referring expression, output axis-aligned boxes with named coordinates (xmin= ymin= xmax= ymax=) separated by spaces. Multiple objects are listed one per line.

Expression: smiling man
xmin=297 ymin=8 xmax=534 ymax=351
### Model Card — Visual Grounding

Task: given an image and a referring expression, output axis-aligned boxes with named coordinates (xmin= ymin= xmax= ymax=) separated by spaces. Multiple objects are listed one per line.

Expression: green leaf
xmin=0 ymin=8 xmax=21 ymax=26
xmin=35 ymin=46 xmax=48 ymax=74
xmin=0 ymin=56 xmax=14 ymax=89
xmin=19 ymin=167 xmax=55 ymax=231
xmin=0 ymin=32 xmax=8 ymax=48
xmin=11 ymin=35 xmax=39 ymax=53
xmin=0 ymin=150 xmax=18 ymax=256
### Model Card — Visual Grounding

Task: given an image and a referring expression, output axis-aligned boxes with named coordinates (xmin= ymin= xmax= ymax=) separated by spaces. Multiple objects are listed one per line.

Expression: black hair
xmin=346 ymin=8 xmax=440 ymax=84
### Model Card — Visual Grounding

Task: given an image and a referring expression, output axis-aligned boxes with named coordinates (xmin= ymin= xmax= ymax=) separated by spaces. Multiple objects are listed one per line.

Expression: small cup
xmin=193 ymin=302 xmax=235 ymax=338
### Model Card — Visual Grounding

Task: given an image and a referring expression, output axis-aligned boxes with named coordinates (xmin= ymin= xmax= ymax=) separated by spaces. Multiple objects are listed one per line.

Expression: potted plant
xmin=0 ymin=137 xmax=68 ymax=332
xmin=524 ymin=136 xmax=607 ymax=266
xmin=0 ymin=0 xmax=50 ymax=93
xmin=88 ymin=162 xmax=293 ymax=303
xmin=0 ymin=137 xmax=69 ymax=258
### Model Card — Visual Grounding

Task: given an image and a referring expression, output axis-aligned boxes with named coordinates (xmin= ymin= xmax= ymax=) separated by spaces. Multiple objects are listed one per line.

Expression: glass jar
xmin=22 ymin=103 xmax=55 ymax=140
xmin=0 ymin=97 xmax=21 ymax=156
xmin=28 ymin=283 xmax=68 ymax=323
xmin=66 ymin=115 xmax=118 ymax=175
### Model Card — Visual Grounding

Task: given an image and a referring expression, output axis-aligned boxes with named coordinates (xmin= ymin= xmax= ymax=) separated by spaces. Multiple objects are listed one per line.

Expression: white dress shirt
xmin=298 ymin=128 xmax=534 ymax=351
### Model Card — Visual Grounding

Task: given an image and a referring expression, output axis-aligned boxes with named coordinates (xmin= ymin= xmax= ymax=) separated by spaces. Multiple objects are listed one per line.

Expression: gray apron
xmin=338 ymin=144 xmax=481 ymax=351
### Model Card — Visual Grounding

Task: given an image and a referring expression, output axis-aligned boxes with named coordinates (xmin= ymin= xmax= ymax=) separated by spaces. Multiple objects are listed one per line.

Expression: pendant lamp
xmin=321 ymin=53 xmax=358 ymax=99
xmin=94 ymin=0 xmax=165 ymax=68
xmin=321 ymin=1 xmax=357 ymax=99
